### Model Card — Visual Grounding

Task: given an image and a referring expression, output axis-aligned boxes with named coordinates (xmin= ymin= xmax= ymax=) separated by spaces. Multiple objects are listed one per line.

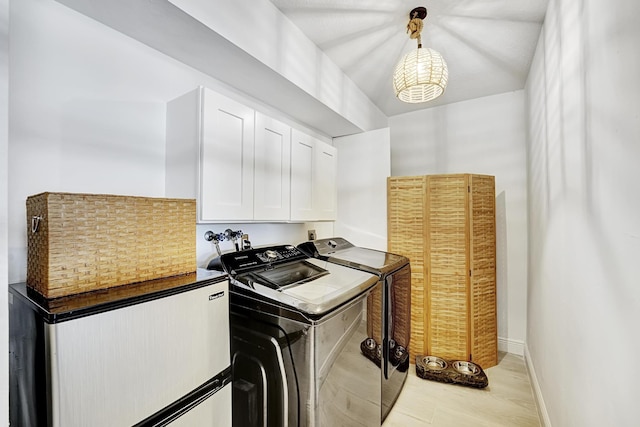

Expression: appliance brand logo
xmin=209 ymin=291 xmax=225 ymax=301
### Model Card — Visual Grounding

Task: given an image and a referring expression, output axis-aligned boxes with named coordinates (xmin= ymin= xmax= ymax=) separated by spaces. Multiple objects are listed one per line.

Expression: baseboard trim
xmin=524 ymin=345 xmax=552 ymax=427
xmin=498 ymin=337 xmax=524 ymax=356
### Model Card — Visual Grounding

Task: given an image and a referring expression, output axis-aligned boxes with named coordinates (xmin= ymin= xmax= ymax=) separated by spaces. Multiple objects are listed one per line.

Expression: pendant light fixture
xmin=392 ymin=7 xmax=448 ymax=103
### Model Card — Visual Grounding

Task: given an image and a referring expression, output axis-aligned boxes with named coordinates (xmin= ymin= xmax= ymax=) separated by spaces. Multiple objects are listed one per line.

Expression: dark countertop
xmin=9 ymin=268 xmax=227 ymax=323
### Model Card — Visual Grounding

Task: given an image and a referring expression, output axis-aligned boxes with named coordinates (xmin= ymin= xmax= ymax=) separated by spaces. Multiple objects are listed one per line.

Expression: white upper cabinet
xmin=314 ymin=142 xmax=337 ymax=220
xmin=254 ymin=113 xmax=291 ymax=221
xmin=290 ymin=129 xmax=337 ymax=221
xmin=166 ymin=87 xmax=254 ymax=222
xmin=200 ymin=89 xmax=255 ymax=221
xmin=166 ymin=86 xmax=335 ymax=223
xmin=290 ymin=130 xmax=315 ymax=221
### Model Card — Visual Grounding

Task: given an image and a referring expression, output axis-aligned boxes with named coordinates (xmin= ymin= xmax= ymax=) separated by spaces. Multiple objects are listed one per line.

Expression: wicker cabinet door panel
xmin=469 ymin=175 xmax=498 ymax=367
xmin=387 ymin=174 xmax=497 ymax=368
xmin=387 ymin=176 xmax=428 ymax=358
xmin=426 ymin=175 xmax=469 ymax=360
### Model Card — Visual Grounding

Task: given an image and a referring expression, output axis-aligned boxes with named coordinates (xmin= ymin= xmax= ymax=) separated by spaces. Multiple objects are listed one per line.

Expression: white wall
xmin=1 ymin=0 xmax=9 ymax=423
xmin=389 ymin=91 xmax=529 ymax=354
xmin=7 ymin=0 xmax=334 ymax=285
xmin=6 ymin=2 xmax=336 ymax=418
xmin=334 ymin=128 xmax=391 ymax=251
xmin=195 ymin=221 xmax=334 ymax=268
xmin=5 ymin=3 xmax=343 ymax=420
xmin=525 ymin=0 xmax=640 ymax=425
xmin=168 ymin=0 xmax=387 ymax=134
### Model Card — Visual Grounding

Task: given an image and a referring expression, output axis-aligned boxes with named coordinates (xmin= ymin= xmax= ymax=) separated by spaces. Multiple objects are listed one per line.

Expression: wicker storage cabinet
xmin=26 ymin=192 xmax=196 ymax=299
xmin=387 ymin=174 xmax=497 ymax=368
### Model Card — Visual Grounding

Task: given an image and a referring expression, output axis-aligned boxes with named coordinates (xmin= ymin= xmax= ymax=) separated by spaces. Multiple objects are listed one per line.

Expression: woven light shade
xmin=393 ymin=47 xmax=448 ymax=103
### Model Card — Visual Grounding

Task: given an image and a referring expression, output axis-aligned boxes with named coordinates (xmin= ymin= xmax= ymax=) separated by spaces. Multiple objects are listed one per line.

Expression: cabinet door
xmin=468 ymin=174 xmax=498 ymax=368
xmin=314 ymin=141 xmax=337 ymax=220
xmin=426 ymin=174 xmax=469 ymax=361
xmin=254 ymin=113 xmax=291 ymax=220
xmin=200 ymin=89 xmax=255 ymax=221
xmin=291 ymin=130 xmax=337 ymax=221
xmin=290 ymin=129 xmax=315 ymax=221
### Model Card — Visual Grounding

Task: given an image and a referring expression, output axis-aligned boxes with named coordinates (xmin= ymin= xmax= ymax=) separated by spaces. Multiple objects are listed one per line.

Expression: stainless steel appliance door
xmin=45 ymin=281 xmax=230 ymax=427
xmin=381 ymin=264 xmax=411 ymax=421
xmin=230 ymin=312 xmax=294 ymax=427
xmin=316 ymin=292 xmax=381 ymax=426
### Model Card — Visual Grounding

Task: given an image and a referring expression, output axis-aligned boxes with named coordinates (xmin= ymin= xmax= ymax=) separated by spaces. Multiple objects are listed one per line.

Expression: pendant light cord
xmin=407 ymin=11 xmax=424 ymax=48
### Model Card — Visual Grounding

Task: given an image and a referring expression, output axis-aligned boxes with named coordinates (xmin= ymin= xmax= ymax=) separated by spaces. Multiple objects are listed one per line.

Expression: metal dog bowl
xmin=452 ymin=361 xmax=481 ymax=376
xmin=364 ymin=338 xmax=376 ymax=350
xmin=421 ymin=356 xmax=447 ymax=371
xmin=416 ymin=355 xmax=489 ymax=388
xmin=360 ymin=337 xmax=381 ymax=367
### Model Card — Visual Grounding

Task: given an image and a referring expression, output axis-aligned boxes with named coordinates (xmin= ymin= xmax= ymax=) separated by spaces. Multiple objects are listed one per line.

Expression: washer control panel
xmin=220 ymin=245 xmax=307 ymax=274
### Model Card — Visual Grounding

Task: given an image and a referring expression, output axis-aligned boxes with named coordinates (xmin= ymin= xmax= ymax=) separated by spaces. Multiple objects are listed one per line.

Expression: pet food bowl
xmin=421 ymin=356 xmax=448 ymax=371
xmin=363 ymin=338 xmax=376 ymax=350
xmin=416 ymin=355 xmax=489 ymax=388
xmin=452 ymin=361 xmax=481 ymax=376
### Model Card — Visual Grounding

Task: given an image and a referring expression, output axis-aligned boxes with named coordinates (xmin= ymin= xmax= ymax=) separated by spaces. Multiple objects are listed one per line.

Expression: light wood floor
xmin=384 ymin=352 xmax=540 ymax=427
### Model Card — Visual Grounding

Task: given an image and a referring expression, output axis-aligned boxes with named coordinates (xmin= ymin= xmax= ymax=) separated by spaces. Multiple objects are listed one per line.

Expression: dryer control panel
xmin=298 ymin=237 xmax=355 ymax=257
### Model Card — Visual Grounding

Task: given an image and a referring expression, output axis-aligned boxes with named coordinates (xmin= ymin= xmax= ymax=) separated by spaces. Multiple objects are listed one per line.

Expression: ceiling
xmin=269 ymin=0 xmax=549 ymax=117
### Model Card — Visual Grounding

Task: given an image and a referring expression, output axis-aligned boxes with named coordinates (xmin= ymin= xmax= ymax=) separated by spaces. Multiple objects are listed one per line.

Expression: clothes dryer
xmin=298 ymin=237 xmax=411 ymax=421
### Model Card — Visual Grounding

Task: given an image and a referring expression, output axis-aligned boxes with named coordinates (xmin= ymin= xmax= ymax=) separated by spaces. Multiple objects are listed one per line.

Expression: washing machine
xmin=298 ymin=237 xmax=411 ymax=421
xmin=217 ymin=244 xmax=383 ymax=426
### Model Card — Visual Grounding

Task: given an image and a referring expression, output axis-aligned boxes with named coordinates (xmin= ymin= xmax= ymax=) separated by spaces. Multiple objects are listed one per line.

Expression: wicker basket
xmin=26 ymin=192 xmax=196 ymax=299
